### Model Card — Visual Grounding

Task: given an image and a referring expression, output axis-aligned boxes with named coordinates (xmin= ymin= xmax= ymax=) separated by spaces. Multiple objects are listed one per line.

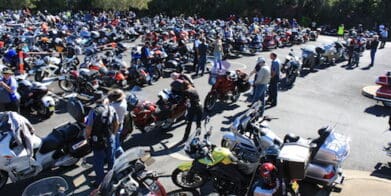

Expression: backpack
xmin=90 ymin=105 xmax=114 ymax=149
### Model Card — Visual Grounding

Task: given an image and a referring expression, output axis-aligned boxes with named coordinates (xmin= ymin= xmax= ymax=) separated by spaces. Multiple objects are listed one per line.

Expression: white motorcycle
xmin=222 ymin=103 xmax=350 ymax=189
xmin=0 ymin=98 xmax=91 ymax=190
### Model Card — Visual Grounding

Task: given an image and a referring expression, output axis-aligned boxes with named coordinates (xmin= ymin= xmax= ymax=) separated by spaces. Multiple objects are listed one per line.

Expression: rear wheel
xmin=204 ymin=92 xmax=218 ymax=111
xmin=37 ymin=102 xmax=54 ymax=118
xmin=58 ymin=79 xmax=75 ymax=92
xmin=0 ymin=170 xmax=8 ymax=190
xmin=171 ymin=168 xmax=206 ymax=190
xmin=151 ymin=66 xmax=162 ymax=82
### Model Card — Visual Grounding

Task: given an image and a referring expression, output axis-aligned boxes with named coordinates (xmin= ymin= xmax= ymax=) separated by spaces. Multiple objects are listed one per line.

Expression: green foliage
xmin=91 ymin=0 xmax=150 ymax=11
xmin=0 ymin=0 xmax=36 ymax=9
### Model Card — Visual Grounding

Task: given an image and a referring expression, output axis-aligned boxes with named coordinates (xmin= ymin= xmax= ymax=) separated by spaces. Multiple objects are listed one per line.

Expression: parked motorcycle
xmin=315 ymin=41 xmax=348 ymax=66
xmin=374 ymin=71 xmax=391 ymax=107
xmin=17 ymin=76 xmax=56 ymax=118
xmin=301 ymin=46 xmax=318 ymax=71
xmin=90 ymin=147 xmax=167 ymax=196
xmin=171 ymin=121 xmax=258 ymax=195
xmin=33 ymin=56 xmax=62 ymax=82
xmin=222 ymin=103 xmax=350 ymax=189
xmin=127 ymin=89 xmax=187 ymax=132
xmin=204 ymin=70 xmax=250 ymax=111
xmin=281 ymin=50 xmax=302 ymax=86
xmin=0 ymin=98 xmax=91 ymax=190
xmin=58 ymin=68 xmax=100 ymax=98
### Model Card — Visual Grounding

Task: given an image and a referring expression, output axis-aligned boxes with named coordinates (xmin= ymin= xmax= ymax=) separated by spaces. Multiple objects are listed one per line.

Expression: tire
xmin=231 ymin=88 xmax=240 ymax=103
xmin=285 ymin=74 xmax=297 ymax=87
xmin=34 ymin=70 xmax=45 ymax=82
xmin=36 ymin=102 xmax=54 ymax=118
xmin=204 ymin=92 xmax=218 ymax=111
xmin=151 ymin=66 xmax=161 ymax=82
xmin=0 ymin=170 xmax=8 ymax=190
xmin=171 ymin=168 xmax=207 ymax=190
xmin=58 ymin=79 xmax=76 ymax=92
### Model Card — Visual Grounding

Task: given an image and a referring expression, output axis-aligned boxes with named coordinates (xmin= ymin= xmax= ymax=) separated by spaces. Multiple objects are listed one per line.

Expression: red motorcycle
xmin=204 ymin=70 xmax=250 ymax=111
xmin=127 ymin=89 xmax=187 ymax=132
xmin=375 ymin=71 xmax=391 ymax=107
xmin=262 ymin=33 xmax=278 ymax=50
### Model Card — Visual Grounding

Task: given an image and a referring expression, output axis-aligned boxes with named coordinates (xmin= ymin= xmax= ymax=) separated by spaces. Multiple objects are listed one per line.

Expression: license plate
xmin=72 ymin=140 xmax=87 ymax=150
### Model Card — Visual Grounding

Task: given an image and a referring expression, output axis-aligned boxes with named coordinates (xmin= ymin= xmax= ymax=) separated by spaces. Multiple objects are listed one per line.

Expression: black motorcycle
xmin=281 ymin=51 xmax=302 ymax=86
xmin=17 ymin=77 xmax=56 ymax=118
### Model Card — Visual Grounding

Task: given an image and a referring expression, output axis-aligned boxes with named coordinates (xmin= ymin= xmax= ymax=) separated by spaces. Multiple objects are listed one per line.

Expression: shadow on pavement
xmin=372 ymin=162 xmax=391 ymax=180
xmin=167 ymin=189 xmax=201 ymax=196
xmin=204 ymin=102 xmax=240 ymax=117
xmin=364 ymin=105 xmax=391 ymax=117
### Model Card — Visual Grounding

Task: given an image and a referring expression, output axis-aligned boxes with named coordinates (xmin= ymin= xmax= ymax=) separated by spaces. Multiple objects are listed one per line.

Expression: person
xmin=213 ymin=35 xmax=224 ymax=70
xmin=380 ymin=27 xmax=388 ymax=49
xmin=267 ymin=53 xmax=280 ymax=107
xmin=247 ymin=57 xmax=270 ymax=116
xmin=141 ymin=42 xmax=153 ymax=77
xmin=183 ymin=85 xmax=203 ymax=141
xmin=107 ymin=89 xmax=127 ymax=157
xmin=0 ymin=69 xmax=20 ymax=113
xmin=347 ymin=33 xmax=360 ymax=66
xmin=195 ymin=38 xmax=208 ymax=77
xmin=85 ymin=94 xmax=119 ymax=186
xmin=337 ymin=24 xmax=344 ymax=40
xmin=369 ymin=35 xmax=380 ymax=67
xmin=192 ymin=34 xmax=201 ymax=72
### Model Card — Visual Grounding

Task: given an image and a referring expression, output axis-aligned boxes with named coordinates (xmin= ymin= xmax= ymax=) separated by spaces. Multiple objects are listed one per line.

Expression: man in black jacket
xmin=369 ymin=35 xmax=380 ymax=67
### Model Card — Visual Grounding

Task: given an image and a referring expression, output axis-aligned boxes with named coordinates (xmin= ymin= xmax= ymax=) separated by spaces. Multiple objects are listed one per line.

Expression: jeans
xmin=252 ymin=84 xmax=267 ymax=116
xmin=114 ymin=127 xmax=124 ymax=158
xmin=214 ymin=51 xmax=222 ymax=69
xmin=196 ymin=55 xmax=207 ymax=76
xmin=92 ymin=135 xmax=115 ymax=185
xmin=184 ymin=105 xmax=203 ymax=140
xmin=268 ymin=78 xmax=278 ymax=105
xmin=370 ymin=49 xmax=377 ymax=65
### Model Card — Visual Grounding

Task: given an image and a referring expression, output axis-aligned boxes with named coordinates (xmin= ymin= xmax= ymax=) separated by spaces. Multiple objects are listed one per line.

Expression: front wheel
xmin=171 ymin=168 xmax=207 ymax=190
xmin=151 ymin=66 xmax=162 ymax=82
xmin=58 ymin=79 xmax=76 ymax=92
xmin=285 ymin=73 xmax=297 ymax=87
xmin=0 ymin=170 xmax=8 ymax=190
xmin=34 ymin=71 xmax=45 ymax=82
xmin=36 ymin=102 xmax=54 ymax=118
xmin=204 ymin=92 xmax=218 ymax=112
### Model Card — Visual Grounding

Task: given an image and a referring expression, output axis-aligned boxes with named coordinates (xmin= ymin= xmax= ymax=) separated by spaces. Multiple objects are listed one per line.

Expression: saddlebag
xmin=277 ymin=143 xmax=310 ymax=180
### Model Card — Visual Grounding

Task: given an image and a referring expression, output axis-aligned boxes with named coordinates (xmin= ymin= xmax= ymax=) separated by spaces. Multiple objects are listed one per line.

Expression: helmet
xmin=127 ymin=93 xmax=139 ymax=110
xmin=158 ymin=89 xmax=170 ymax=102
xmin=257 ymin=57 xmax=266 ymax=64
xmin=43 ymin=56 xmax=51 ymax=64
xmin=185 ymin=136 xmax=201 ymax=157
xmin=91 ymin=31 xmax=100 ymax=39
xmin=259 ymin=162 xmax=278 ymax=187
xmin=227 ymin=71 xmax=238 ymax=81
xmin=54 ymin=38 xmax=63 ymax=45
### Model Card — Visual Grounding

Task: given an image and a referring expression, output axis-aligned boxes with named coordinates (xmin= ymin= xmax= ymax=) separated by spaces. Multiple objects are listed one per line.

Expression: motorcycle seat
xmin=39 ymin=123 xmax=81 ymax=154
xmin=283 ymin=133 xmax=300 ymax=143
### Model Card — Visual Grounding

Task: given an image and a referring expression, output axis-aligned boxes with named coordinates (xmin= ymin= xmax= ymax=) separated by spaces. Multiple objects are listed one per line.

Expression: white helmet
xmin=257 ymin=57 xmax=266 ymax=64
xmin=227 ymin=71 xmax=238 ymax=81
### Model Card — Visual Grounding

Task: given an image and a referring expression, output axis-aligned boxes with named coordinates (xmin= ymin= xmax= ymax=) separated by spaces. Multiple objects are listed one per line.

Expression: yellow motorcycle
xmin=171 ymin=124 xmax=258 ymax=195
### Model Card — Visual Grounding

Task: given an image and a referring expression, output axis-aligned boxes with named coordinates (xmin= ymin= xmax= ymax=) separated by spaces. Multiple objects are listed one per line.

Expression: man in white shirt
xmin=248 ymin=57 xmax=271 ymax=116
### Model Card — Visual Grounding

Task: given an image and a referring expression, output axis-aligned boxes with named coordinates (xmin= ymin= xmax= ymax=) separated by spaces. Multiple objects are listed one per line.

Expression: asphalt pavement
xmin=1 ymin=36 xmax=391 ymax=195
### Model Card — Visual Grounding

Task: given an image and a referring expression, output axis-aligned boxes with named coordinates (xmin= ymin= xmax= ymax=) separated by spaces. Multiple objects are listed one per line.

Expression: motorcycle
xmin=127 ymin=89 xmax=187 ymax=132
xmin=16 ymin=76 xmax=56 ymax=118
xmin=90 ymin=147 xmax=167 ymax=196
xmin=33 ymin=56 xmax=62 ymax=82
xmin=0 ymin=98 xmax=91 ymax=190
xmin=315 ymin=41 xmax=348 ymax=66
xmin=22 ymin=176 xmax=69 ymax=196
xmin=301 ymin=46 xmax=318 ymax=71
xmin=281 ymin=50 xmax=302 ymax=87
xmin=58 ymin=68 xmax=100 ymax=99
xmin=374 ymin=71 xmax=391 ymax=107
xmin=222 ymin=103 xmax=350 ymax=189
xmin=171 ymin=120 xmax=259 ymax=195
xmin=204 ymin=70 xmax=250 ymax=111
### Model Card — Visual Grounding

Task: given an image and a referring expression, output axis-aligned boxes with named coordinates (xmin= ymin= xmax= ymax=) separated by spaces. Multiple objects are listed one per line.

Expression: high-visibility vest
xmin=338 ymin=25 xmax=344 ymax=35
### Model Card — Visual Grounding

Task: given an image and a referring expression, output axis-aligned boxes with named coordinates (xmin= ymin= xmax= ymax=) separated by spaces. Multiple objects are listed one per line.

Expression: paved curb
xmin=362 ymin=85 xmax=380 ymax=98
xmin=332 ymin=170 xmax=391 ymax=196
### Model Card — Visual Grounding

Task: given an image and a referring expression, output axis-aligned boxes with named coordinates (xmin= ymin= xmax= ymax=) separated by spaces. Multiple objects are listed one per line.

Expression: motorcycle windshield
xmin=22 ymin=176 xmax=68 ymax=196
xmin=113 ymin=147 xmax=149 ymax=172
xmin=320 ymin=132 xmax=350 ymax=162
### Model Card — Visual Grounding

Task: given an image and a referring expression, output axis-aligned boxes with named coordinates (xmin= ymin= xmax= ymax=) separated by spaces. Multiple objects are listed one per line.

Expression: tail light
xmin=323 ymin=171 xmax=335 ymax=179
